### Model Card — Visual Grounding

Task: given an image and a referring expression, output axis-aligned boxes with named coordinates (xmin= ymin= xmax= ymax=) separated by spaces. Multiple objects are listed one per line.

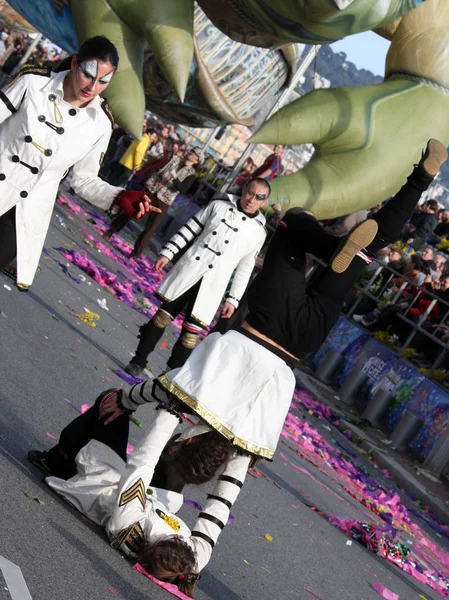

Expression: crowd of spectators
xmin=329 ymin=198 xmax=449 ymax=370
xmin=0 ymin=27 xmax=60 ymax=84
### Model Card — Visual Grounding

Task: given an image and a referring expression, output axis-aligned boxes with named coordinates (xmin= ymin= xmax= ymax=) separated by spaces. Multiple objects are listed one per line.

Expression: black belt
xmin=236 ymin=327 xmax=298 ymax=369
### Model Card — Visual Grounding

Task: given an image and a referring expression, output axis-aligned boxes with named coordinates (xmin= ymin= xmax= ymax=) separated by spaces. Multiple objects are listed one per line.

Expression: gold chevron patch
xmin=119 ymin=478 xmax=146 ymax=510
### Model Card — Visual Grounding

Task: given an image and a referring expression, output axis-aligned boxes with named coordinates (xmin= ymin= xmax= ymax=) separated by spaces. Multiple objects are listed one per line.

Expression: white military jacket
xmin=46 ymin=411 xmax=192 ymax=556
xmin=0 ymin=66 xmax=121 ymax=287
xmin=158 ymin=195 xmax=266 ymax=327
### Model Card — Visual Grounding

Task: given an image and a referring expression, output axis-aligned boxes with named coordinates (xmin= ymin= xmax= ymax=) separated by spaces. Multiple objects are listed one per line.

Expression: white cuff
xmin=226 ymin=296 xmax=240 ymax=309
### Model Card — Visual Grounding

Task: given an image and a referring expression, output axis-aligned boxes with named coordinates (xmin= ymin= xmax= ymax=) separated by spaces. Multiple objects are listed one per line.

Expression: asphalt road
xmin=0 ymin=192 xmax=447 ymax=600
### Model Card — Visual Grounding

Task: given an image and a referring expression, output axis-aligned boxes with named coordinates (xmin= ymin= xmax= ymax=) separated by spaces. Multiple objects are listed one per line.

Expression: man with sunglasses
xmin=125 ymin=178 xmax=268 ymax=377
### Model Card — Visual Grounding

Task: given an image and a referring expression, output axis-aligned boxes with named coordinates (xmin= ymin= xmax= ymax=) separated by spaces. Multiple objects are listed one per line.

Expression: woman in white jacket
xmin=0 ymin=35 xmax=149 ymax=290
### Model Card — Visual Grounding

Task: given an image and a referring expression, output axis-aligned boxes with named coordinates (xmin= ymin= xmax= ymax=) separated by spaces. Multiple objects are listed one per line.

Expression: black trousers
xmin=44 ymin=393 xmax=130 ymax=479
xmin=306 ymin=169 xmax=431 ymax=356
xmin=132 ymin=196 xmax=170 ymax=257
xmin=107 ymin=211 xmax=131 ymax=235
xmin=131 ymin=280 xmax=203 ymax=369
xmin=0 ymin=207 xmax=17 ymax=272
xmin=247 ymin=168 xmax=432 ymax=359
xmin=310 ymin=169 xmax=432 ymax=309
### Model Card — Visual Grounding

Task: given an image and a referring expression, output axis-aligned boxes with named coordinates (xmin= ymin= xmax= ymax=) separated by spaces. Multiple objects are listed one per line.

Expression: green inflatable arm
xmin=250 ymin=1 xmax=449 ymax=219
xmin=68 ymin=0 xmax=424 ymax=138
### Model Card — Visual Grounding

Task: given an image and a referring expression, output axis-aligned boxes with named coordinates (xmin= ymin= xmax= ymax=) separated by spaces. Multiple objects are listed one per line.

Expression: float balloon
xmin=251 ymin=0 xmax=449 ymax=218
xmin=6 ymin=0 xmax=449 ymax=216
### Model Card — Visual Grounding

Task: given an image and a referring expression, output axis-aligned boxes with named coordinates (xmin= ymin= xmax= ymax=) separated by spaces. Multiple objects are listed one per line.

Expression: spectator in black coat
xmin=429 ymin=209 xmax=449 ymax=245
xmin=402 ymin=199 xmax=439 ymax=249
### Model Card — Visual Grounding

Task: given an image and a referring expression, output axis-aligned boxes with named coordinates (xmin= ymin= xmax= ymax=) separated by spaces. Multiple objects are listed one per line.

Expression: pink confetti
xmin=81 ymin=515 xmax=93 ymax=525
xmin=304 ymin=588 xmax=325 ymax=600
xmin=126 ymin=444 xmax=134 ymax=455
xmin=372 ymin=583 xmax=399 ymax=600
xmin=80 ymin=403 xmax=93 ymax=414
xmin=46 ymin=432 xmax=57 ymax=440
xmin=76 ymin=339 xmax=83 ymax=344
xmin=134 ymin=563 xmax=192 ymax=599
xmin=105 ymin=587 xmax=118 ymax=595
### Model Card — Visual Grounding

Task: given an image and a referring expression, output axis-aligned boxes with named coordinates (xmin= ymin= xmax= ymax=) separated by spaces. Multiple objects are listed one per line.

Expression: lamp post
xmin=218 ymin=45 xmax=319 ymax=194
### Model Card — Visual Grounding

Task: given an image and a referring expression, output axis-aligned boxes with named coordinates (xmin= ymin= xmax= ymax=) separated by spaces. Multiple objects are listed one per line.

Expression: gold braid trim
xmin=5 ymin=64 xmax=51 ymax=88
xmin=189 ymin=313 xmax=209 ymax=330
xmin=101 ymin=97 xmax=114 ymax=128
xmin=154 ymin=291 xmax=172 ymax=304
xmin=156 ymin=374 xmax=274 ymax=460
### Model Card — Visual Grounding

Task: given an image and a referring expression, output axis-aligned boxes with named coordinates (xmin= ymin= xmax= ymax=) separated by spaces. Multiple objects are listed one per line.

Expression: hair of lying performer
xmin=138 ymin=537 xmax=198 ymax=597
xmin=151 ymin=432 xmax=234 ymax=493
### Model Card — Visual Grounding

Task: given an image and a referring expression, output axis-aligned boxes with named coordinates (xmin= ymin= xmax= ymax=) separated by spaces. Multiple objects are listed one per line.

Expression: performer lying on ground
xmin=28 ymin=387 xmax=233 ymax=487
xmin=29 ymin=139 xmax=448 ymax=584
xmin=33 ymin=391 xmax=235 ymax=596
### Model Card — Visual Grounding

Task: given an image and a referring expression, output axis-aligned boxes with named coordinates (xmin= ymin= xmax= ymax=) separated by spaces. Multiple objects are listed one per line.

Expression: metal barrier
xmin=343 ymin=258 xmax=449 ymax=379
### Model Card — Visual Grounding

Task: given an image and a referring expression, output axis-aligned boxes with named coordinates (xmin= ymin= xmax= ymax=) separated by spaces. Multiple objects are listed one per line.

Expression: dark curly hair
xmin=151 ymin=431 xmax=234 ymax=493
xmin=54 ymin=35 xmax=119 ymax=72
xmin=138 ymin=537 xmax=198 ymax=597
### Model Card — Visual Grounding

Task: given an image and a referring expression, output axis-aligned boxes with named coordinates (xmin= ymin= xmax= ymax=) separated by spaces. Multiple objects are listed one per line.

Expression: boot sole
xmin=422 ymin=139 xmax=448 ymax=177
xmin=331 ymin=220 xmax=378 ymax=274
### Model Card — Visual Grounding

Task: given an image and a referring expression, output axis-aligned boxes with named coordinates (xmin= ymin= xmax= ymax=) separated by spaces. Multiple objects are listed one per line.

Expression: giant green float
xmin=7 ymin=0 xmax=449 ymax=218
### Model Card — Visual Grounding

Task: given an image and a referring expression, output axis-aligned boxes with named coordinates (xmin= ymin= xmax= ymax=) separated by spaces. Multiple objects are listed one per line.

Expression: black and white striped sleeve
xmin=120 ymin=381 xmax=156 ymax=411
xmin=159 ymin=203 xmax=213 ymax=261
xmin=190 ymin=453 xmax=251 ymax=571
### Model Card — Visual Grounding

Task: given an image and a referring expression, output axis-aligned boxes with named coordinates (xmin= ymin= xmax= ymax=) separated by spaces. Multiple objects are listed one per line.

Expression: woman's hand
xmin=136 ymin=193 xmax=161 ymax=218
xmin=117 ymin=190 xmax=162 ymax=219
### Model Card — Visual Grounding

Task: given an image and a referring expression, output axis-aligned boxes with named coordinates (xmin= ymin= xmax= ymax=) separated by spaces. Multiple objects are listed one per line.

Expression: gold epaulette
xmin=6 ymin=64 xmax=51 ymax=88
xmin=101 ymin=97 xmax=114 ymax=128
xmin=110 ymin=522 xmax=145 ymax=557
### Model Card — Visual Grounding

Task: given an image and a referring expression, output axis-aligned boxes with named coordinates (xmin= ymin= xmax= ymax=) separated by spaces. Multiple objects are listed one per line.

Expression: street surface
xmin=0 ymin=190 xmax=448 ymax=600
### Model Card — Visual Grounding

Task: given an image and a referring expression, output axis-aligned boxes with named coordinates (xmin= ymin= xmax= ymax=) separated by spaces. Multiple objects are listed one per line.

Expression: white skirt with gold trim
xmin=156 ymin=331 xmax=296 ymax=460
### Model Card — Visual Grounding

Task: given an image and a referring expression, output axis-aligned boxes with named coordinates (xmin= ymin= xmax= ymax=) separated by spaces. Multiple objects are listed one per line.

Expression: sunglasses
xmin=246 ymin=190 xmax=267 ymax=201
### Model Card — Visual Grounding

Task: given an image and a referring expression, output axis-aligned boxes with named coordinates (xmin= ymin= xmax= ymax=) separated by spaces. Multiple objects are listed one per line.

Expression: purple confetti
xmin=113 ymin=369 xmax=145 ymax=385
xmin=184 ymin=498 xmax=203 ymax=511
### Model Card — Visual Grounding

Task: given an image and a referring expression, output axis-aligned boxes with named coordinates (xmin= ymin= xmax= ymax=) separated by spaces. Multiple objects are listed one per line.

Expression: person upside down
xmin=28 ymin=140 xmax=448 ymax=594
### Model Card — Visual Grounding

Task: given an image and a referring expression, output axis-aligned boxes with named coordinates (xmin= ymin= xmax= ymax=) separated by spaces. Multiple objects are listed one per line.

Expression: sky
xmin=331 ymin=31 xmax=390 ymax=76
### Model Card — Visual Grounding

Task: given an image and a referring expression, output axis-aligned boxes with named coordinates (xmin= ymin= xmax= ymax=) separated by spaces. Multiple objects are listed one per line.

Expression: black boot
xmin=167 ymin=337 xmax=194 ymax=370
xmin=129 ymin=321 xmax=165 ymax=369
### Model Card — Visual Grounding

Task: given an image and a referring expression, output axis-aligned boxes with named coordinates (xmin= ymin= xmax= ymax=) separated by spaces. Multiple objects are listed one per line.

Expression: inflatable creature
xmin=6 ymin=0 xmax=449 ymax=217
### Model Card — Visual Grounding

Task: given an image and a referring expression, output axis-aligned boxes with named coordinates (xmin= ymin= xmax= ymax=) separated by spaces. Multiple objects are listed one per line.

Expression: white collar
xmin=42 ymin=70 xmax=102 ymax=117
xmin=227 ymin=193 xmax=266 ymax=225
